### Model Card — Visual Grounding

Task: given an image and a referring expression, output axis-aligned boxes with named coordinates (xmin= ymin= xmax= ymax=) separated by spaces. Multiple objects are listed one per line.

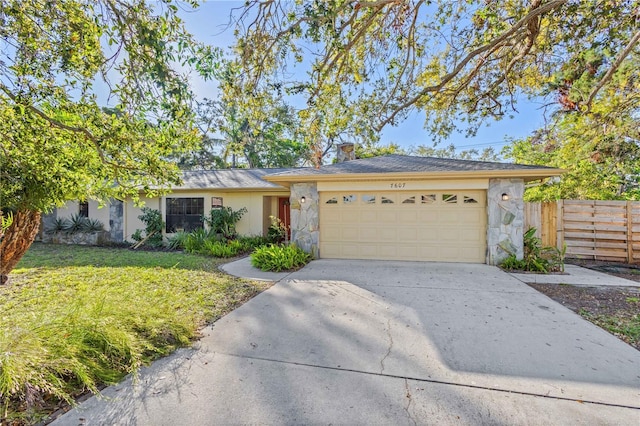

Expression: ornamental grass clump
xmin=250 ymin=244 xmax=311 ymax=272
xmin=0 ymin=244 xmax=269 ymax=424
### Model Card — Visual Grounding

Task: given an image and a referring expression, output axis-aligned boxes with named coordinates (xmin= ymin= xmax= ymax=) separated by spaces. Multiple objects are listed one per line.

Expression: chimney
xmin=336 ymin=143 xmax=355 ymax=162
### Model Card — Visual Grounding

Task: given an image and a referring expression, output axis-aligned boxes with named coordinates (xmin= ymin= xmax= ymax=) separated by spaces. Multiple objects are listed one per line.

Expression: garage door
xmin=319 ymin=191 xmax=486 ymax=262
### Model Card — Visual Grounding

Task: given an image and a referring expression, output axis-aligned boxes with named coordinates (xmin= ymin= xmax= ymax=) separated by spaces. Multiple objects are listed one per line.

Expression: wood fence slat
xmin=566 ymin=240 xmax=627 ymax=249
xmin=525 ymin=200 xmax=640 ymax=263
xmin=563 ymin=223 xmax=627 ymax=232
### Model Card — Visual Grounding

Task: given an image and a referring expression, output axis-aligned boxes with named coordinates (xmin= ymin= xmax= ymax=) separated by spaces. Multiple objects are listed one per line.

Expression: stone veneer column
xmin=290 ymin=182 xmax=319 ymax=258
xmin=109 ymin=200 xmax=124 ymax=242
xmin=486 ymin=178 xmax=525 ymax=265
xmin=40 ymin=208 xmax=58 ymax=242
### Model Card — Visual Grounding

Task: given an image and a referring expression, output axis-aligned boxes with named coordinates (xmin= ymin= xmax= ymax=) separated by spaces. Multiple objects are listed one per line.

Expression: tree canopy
xmin=0 ymin=0 xmax=216 ymax=279
xmin=231 ymin=0 xmax=639 ymax=164
xmin=0 ymin=0 xmax=217 ymax=212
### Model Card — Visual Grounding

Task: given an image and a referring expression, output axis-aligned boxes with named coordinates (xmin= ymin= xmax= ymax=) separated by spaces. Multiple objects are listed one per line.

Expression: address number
xmin=390 ymin=183 xmax=406 ymax=189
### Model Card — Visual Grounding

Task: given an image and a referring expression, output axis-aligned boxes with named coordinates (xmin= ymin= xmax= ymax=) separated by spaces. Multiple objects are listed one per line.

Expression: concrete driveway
xmin=54 ymin=260 xmax=640 ymax=425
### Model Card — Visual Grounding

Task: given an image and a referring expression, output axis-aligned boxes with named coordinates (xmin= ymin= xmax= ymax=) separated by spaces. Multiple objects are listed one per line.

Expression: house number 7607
xmin=390 ymin=183 xmax=406 ymax=188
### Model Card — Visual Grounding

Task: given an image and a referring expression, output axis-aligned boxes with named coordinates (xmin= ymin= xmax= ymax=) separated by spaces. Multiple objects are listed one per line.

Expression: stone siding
xmin=487 ymin=178 xmax=525 ymax=265
xmin=290 ymin=183 xmax=319 ymax=258
xmin=109 ymin=200 xmax=124 ymax=242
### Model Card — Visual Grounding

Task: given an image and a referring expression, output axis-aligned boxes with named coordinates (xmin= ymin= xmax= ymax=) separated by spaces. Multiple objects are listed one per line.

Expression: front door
xmin=278 ymin=197 xmax=291 ymax=239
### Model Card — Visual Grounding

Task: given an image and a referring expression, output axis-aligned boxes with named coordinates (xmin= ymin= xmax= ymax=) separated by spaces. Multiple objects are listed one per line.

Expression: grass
xmin=578 ymin=308 xmax=640 ymax=349
xmin=1 ymin=243 xmax=270 ymax=424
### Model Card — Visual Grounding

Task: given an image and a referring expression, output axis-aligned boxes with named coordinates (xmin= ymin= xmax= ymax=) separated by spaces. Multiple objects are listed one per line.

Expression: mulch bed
xmin=527 ymin=259 xmax=640 ymax=351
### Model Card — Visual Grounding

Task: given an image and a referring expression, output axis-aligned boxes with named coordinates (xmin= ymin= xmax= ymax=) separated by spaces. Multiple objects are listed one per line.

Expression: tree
xmin=413 ymin=144 xmax=501 ymax=162
xmin=231 ymin=0 xmax=639 ymax=162
xmin=214 ymin=60 xmax=311 ymax=168
xmin=0 ymin=0 xmax=217 ymax=282
xmin=503 ymin=109 xmax=640 ymax=201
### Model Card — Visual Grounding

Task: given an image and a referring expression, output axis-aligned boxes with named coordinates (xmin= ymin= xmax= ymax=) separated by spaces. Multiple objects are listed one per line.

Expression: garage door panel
xmin=341 ymin=228 xmax=359 ymax=240
xmin=360 ymin=210 xmax=377 ymax=222
xmin=397 ymin=228 xmax=419 ymax=241
xmin=320 ymin=190 xmax=486 ymax=263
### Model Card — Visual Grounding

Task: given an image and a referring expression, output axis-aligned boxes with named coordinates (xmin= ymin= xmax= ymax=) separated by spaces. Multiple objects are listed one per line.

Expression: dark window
xmin=79 ymin=201 xmax=89 ymax=217
xmin=166 ymin=198 xmax=204 ymax=233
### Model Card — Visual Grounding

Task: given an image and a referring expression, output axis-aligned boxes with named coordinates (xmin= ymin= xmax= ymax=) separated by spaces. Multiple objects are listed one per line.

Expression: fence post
xmin=628 ymin=201 xmax=633 ymax=264
xmin=556 ymin=200 xmax=564 ymax=251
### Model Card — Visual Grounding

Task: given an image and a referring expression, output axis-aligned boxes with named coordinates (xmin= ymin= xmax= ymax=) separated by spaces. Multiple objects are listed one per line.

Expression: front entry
xmin=278 ymin=197 xmax=291 ymax=238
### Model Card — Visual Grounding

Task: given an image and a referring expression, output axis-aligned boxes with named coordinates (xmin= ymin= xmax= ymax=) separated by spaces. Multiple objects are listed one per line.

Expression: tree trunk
xmin=0 ymin=209 xmax=41 ymax=284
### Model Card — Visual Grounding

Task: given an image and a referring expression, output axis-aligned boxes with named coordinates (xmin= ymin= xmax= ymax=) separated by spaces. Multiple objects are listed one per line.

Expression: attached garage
xmin=263 ymin=154 xmax=563 ymax=265
xmin=319 ymin=190 xmax=486 ymax=262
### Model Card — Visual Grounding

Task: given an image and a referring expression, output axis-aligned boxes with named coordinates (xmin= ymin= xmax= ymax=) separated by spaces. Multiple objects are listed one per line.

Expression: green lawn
xmin=1 ymin=243 xmax=270 ymax=424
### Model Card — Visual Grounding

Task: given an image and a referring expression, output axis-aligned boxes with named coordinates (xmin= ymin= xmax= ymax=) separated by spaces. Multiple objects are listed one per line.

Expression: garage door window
xmin=325 ymin=197 xmax=338 ymax=204
xmin=362 ymin=195 xmax=376 ymax=204
xmin=402 ymin=196 xmax=416 ymax=204
xmin=464 ymin=195 xmax=479 ymax=204
xmin=381 ymin=196 xmax=394 ymax=204
xmin=421 ymin=194 xmax=436 ymax=204
xmin=343 ymin=195 xmax=357 ymax=204
xmin=443 ymin=194 xmax=457 ymax=204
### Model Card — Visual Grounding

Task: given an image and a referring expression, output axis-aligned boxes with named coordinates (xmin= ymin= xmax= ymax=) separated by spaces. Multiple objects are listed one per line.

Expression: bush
xmin=251 ymin=244 xmax=311 ymax=272
xmin=204 ymin=207 xmax=247 ymax=240
xmin=500 ymin=227 xmax=565 ymax=273
xmin=167 ymin=230 xmax=189 ymax=250
xmin=132 ymin=208 xmax=164 ymax=248
xmin=202 ymin=240 xmax=243 ymax=258
xmin=237 ymin=235 xmax=271 ymax=252
xmin=184 ymin=228 xmax=217 ymax=253
xmin=267 ymin=215 xmax=288 ymax=243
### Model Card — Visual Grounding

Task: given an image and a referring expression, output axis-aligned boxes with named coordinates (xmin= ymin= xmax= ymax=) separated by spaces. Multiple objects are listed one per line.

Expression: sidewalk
xmin=509 ymin=264 xmax=639 ymax=286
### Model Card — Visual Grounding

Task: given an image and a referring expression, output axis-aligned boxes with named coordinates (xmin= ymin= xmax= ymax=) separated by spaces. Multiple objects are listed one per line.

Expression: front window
xmin=166 ymin=198 xmax=204 ymax=233
xmin=79 ymin=201 xmax=89 ymax=217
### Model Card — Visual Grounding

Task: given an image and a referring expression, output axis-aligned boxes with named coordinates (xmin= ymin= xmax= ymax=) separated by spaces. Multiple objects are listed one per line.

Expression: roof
xmin=264 ymin=155 xmax=564 ymax=183
xmin=171 ymin=168 xmax=291 ymax=190
xmin=169 ymin=156 xmax=564 ymax=191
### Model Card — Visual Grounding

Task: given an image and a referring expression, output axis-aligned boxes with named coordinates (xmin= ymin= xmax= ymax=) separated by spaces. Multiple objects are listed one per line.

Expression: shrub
xmin=500 ymin=227 xmax=565 ymax=273
xmin=132 ymin=208 xmax=164 ymax=248
xmin=46 ymin=217 xmax=71 ymax=234
xmin=167 ymin=231 xmax=189 ymax=250
xmin=204 ymin=207 xmax=247 ymax=240
xmin=237 ymin=235 xmax=271 ymax=252
xmin=251 ymin=244 xmax=311 ymax=272
xmin=202 ymin=240 xmax=243 ymax=258
xmin=184 ymin=228 xmax=217 ymax=253
xmin=267 ymin=215 xmax=288 ymax=243
xmin=82 ymin=218 xmax=105 ymax=232
xmin=63 ymin=213 xmax=89 ymax=233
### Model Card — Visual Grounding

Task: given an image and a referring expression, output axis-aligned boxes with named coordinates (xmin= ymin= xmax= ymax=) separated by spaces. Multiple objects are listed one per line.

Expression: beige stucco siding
xmin=159 ymin=190 xmax=288 ymax=236
xmin=54 ymin=200 xmax=109 ymax=229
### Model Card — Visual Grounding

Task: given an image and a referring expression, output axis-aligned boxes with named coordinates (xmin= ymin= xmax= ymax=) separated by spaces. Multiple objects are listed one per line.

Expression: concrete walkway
xmin=54 ymin=260 xmax=640 ymax=425
xmin=510 ymin=264 xmax=640 ymax=287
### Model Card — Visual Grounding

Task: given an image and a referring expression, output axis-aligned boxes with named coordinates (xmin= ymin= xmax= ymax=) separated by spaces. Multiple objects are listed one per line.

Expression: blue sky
xmin=177 ymin=1 xmax=548 ymax=155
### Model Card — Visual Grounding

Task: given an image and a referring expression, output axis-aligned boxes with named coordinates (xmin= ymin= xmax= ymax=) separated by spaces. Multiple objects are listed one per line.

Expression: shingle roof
xmin=266 ymin=154 xmax=557 ymax=177
xmin=172 ymin=168 xmax=291 ymax=190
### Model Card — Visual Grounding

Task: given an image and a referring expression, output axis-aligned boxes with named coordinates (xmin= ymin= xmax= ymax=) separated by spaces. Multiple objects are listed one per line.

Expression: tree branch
xmin=585 ymin=29 xmax=640 ymax=109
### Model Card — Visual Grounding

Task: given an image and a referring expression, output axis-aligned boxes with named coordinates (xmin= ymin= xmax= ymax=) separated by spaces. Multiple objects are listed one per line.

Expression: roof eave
xmin=263 ymin=169 xmax=566 ymax=184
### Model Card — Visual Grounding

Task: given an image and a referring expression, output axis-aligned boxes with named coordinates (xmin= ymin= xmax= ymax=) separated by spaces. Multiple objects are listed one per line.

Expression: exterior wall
xmin=51 ymin=201 xmax=110 ymax=231
xmin=290 ymin=182 xmax=319 ymax=258
xmin=125 ymin=196 xmax=159 ymax=241
xmin=486 ymin=178 xmax=525 ymax=265
xmin=159 ymin=190 xmax=288 ymax=237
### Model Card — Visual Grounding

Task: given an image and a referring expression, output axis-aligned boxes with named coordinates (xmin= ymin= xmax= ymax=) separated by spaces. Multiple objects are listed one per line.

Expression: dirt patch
xmin=528 ymin=280 xmax=640 ymax=351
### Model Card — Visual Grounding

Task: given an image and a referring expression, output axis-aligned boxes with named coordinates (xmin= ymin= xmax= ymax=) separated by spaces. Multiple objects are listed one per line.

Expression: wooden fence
xmin=524 ymin=200 xmax=640 ymax=264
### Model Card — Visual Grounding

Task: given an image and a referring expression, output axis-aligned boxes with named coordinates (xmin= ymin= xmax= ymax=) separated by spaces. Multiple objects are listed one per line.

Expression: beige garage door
xmin=319 ymin=191 xmax=486 ymax=263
